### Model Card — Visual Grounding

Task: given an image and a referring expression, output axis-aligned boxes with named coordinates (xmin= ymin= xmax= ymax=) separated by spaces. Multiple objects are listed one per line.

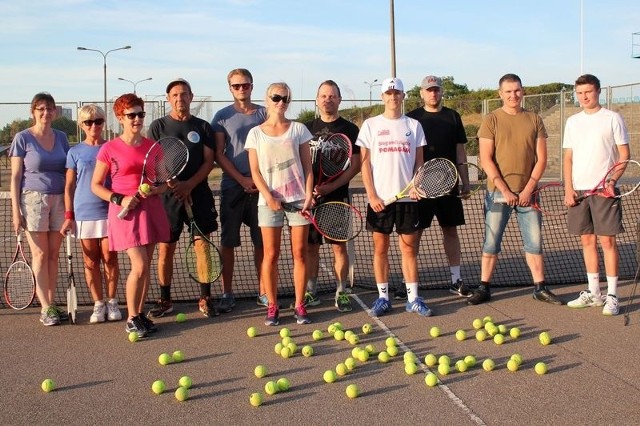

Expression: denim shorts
xmin=20 ymin=191 xmax=65 ymax=232
xmin=258 ymin=204 xmax=310 ymax=227
xmin=482 ymin=191 xmax=542 ymax=255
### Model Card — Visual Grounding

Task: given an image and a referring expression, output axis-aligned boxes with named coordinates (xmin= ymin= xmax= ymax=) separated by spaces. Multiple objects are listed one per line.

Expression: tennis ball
xmin=274 ymin=342 xmax=284 ymax=355
xmin=472 ymin=318 xmax=484 ymax=329
xmin=281 ymin=336 xmax=292 ymax=347
xmin=509 ymin=327 xmax=521 ymax=339
xmin=403 ymin=351 xmax=417 ymax=364
xmin=334 ymin=329 xmax=345 ymax=341
xmin=301 ymin=345 xmax=314 ymax=357
xmin=405 ymin=363 xmax=419 ymax=375
xmin=279 ymin=327 xmax=290 ymax=338
xmin=385 ymin=337 xmax=397 ymax=347
xmin=456 ymin=360 xmax=468 ymax=373
xmin=333 ymin=322 xmax=344 ymax=331
xmin=327 ymin=324 xmax=337 ymax=336
xmin=475 ymin=329 xmax=487 ymax=342
xmin=455 ymin=329 xmax=467 ymax=341
xmin=151 ymin=380 xmax=165 ymax=395
xmin=510 ymin=353 xmax=523 ymax=366
xmin=429 ymin=326 xmax=441 ymax=338
xmin=483 ymin=315 xmax=493 ymax=324
xmin=323 ymin=370 xmax=337 ymax=383
xmin=172 ymin=350 xmax=185 ymax=363
xmin=280 ymin=346 xmax=292 ymax=359
xmin=286 ymin=342 xmax=297 ymax=355
xmin=378 ymin=351 xmax=390 ymax=363
xmin=486 ymin=325 xmax=499 ymax=337
xmin=312 ymin=329 xmax=323 ymax=341
xmin=438 ymin=355 xmax=451 ymax=366
xmin=497 ymin=324 xmax=508 ymax=335
xmin=539 ymin=331 xmax=552 ymax=346
xmin=351 ymin=347 xmax=362 ymax=359
xmin=158 ymin=353 xmax=172 ymax=366
xmin=128 ymin=331 xmax=139 ymax=343
xmin=438 ymin=363 xmax=450 ymax=376
xmin=345 ymin=384 xmax=360 ymax=399
xmin=425 ymin=373 xmax=438 ymax=387
xmin=493 ymin=334 xmax=505 ymax=345
xmin=364 ymin=344 xmax=376 ymax=354
xmin=464 ymin=355 xmax=477 ymax=368
xmin=535 ymin=362 xmax=548 ymax=375
xmin=264 ymin=380 xmax=278 ymax=395
xmin=362 ymin=323 xmax=373 ymax=334
xmin=344 ymin=357 xmax=357 ymax=371
xmin=276 ymin=377 xmax=291 ymax=391
xmin=254 ymin=365 xmax=267 ymax=378
xmin=424 ymin=353 xmax=438 ymax=367
xmin=41 ymin=379 xmax=55 ymax=393
xmin=178 ymin=376 xmax=193 ymax=389
xmin=482 ymin=359 xmax=495 ymax=371
xmin=336 ymin=363 xmax=348 ymax=376
xmin=249 ymin=392 xmax=263 ymax=407
xmin=247 ymin=326 xmax=258 ymax=338
xmin=347 ymin=334 xmax=360 ymax=345
xmin=483 ymin=321 xmax=495 ymax=331
xmin=507 ymin=359 xmax=519 ymax=372
xmin=357 ymin=350 xmax=370 ymax=362
xmin=175 ymin=386 xmax=189 ymax=402
xmin=175 ymin=312 xmax=186 ymax=323
xmin=386 ymin=345 xmax=399 ymax=357
xmin=343 ymin=330 xmax=355 ymax=341
xmin=139 ymin=183 xmax=151 ymax=194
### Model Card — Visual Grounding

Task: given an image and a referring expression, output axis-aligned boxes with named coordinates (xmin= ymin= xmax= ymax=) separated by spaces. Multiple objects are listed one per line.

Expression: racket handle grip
xmin=383 ymin=196 xmax=399 ymax=206
xmin=65 ymin=233 xmax=72 ymax=257
xmin=116 ymin=192 xmax=141 ymax=219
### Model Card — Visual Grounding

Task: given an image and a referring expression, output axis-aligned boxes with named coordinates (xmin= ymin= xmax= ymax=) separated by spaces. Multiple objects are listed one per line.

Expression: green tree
xmin=52 ymin=116 xmax=78 ymax=143
xmin=296 ymin=109 xmax=315 ymax=124
xmin=0 ymin=118 xmax=31 ymax=145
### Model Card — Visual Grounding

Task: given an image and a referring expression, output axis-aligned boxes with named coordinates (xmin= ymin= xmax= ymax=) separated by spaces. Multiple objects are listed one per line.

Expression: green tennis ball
xmin=385 ymin=337 xmax=397 ymax=347
xmin=336 ymin=363 xmax=348 ymax=376
xmin=327 ymin=324 xmax=337 ymax=336
xmin=279 ymin=327 xmax=290 ymax=338
xmin=139 ymin=183 xmax=151 ymax=194
xmin=493 ymin=334 xmax=505 ymax=345
xmin=386 ymin=345 xmax=399 ymax=357
xmin=357 ymin=349 xmax=370 ymax=362
xmin=535 ymin=362 xmax=548 ymax=375
xmin=247 ymin=326 xmax=258 ymax=338
xmin=249 ymin=392 xmax=263 ymax=407
xmin=455 ymin=329 xmax=467 ymax=341
xmin=344 ymin=357 xmax=357 ymax=370
xmin=405 ymin=363 xmax=419 ymax=375
xmin=151 ymin=380 xmax=165 ymax=395
xmin=286 ymin=342 xmax=297 ymax=355
xmin=254 ymin=365 xmax=267 ymax=378
xmin=178 ymin=376 xmax=192 ymax=389
xmin=343 ymin=330 xmax=355 ymax=340
xmin=486 ymin=325 xmax=499 ymax=337
xmin=475 ymin=330 xmax=487 ymax=342
xmin=312 ymin=329 xmax=323 ymax=341
xmin=425 ymin=373 xmax=438 ymax=387
xmin=281 ymin=336 xmax=292 ymax=346
xmin=429 ymin=326 xmax=441 ymax=338
xmin=497 ymin=324 xmax=508 ymax=335
xmin=509 ymin=327 xmax=521 ymax=339
xmin=403 ymin=351 xmax=417 ymax=363
xmin=438 ymin=363 xmax=450 ymax=376
xmin=175 ymin=386 xmax=189 ymax=402
xmin=464 ymin=355 xmax=477 ymax=368
xmin=175 ymin=312 xmax=187 ymax=323
xmin=482 ymin=359 xmax=495 ymax=371
xmin=280 ymin=346 xmax=292 ymax=359
xmin=128 ymin=331 xmax=139 ymax=343
xmin=41 ymin=379 xmax=55 ymax=393
xmin=345 ymin=384 xmax=360 ymax=399
xmin=438 ymin=355 xmax=451 ymax=366
xmin=323 ymin=370 xmax=337 ymax=383
xmin=158 ymin=353 xmax=172 ymax=366
xmin=333 ymin=322 xmax=344 ymax=331
xmin=378 ymin=351 xmax=390 ymax=363
xmin=334 ymin=329 xmax=345 ymax=341
xmin=507 ymin=359 xmax=519 ymax=372
xmin=276 ymin=377 xmax=291 ymax=391
xmin=424 ymin=353 xmax=438 ymax=367
xmin=301 ymin=345 xmax=314 ymax=357
xmin=456 ymin=360 xmax=468 ymax=373
xmin=539 ymin=332 xmax=552 ymax=346
xmin=351 ymin=347 xmax=362 ymax=359
xmin=364 ymin=344 xmax=376 ymax=354
xmin=347 ymin=334 xmax=360 ymax=345
xmin=510 ymin=353 xmax=523 ymax=365
xmin=274 ymin=342 xmax=284 ymax=355
xmin=472 ymin=318 xmax=484 ymax=329
xmin=172 ymin=350 xmax=185 ymax=363
xmin=362 ymin=323 xmax=373 ymax=334
xmin=264 ymin=380 xmax=278 ymax=395
xmin=483 ymin=316 xmax=493 ymax=324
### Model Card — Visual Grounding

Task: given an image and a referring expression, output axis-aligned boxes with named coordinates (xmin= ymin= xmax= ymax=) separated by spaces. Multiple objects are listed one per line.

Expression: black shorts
xmin=219 ymin=185 xmax=262 ymax=248
xmin=366 ymin=202 xmax=420 ymax=235
xmin=162 ymin=183 xmax=218 ymax=243
xmin=418 ymin=195 xmax=465 ymax=229
xmin=308 ymin=194 xmax=348 ymax=245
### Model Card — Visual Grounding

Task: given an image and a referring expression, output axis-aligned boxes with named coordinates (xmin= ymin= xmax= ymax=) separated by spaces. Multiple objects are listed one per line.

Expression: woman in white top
xmin=246 ymin=82 xmax=314 ymax=327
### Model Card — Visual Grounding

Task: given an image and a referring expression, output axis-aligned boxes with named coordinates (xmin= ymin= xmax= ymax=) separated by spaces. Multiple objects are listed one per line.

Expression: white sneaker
xmin=567 ymin=291 xmax=605 ymax=308
xmin=90 ymin=302 xmax=106 ymax=324
xmin=602 ymin=295 xmax=619 ymax=316
xmin=107 ymin=299 xmax=122 ymax=321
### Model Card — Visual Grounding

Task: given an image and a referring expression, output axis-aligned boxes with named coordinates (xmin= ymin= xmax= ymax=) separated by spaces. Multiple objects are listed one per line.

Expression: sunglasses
xmin=230 ymin=83 xmax=252 ymax=90
xmin=82 ymin=119 xmax=105 ymax=127
xmin=123 ymin=111 xmax=146 ymax=120
xmin=269 ymin=94 xmax=290 ymax=104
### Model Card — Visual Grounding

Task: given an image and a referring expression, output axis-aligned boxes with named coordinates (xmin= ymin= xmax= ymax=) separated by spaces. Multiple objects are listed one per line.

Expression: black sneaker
xmin=467 ymin=285 xmax=491 ymax=305
xmin=125 ymin=316 xmax=148 ymax=338
xmin=393 ymin=286 xmax=407 ymax=300
xmin=533 ymin=287 xmax=563 ymax=305
xmin=147 ymin=299 xmax=173 ymax=318
xmin=449 ymin=279 xmax=472 ymax=297
xmin=138 ymin=314 xmax=158 ymax=333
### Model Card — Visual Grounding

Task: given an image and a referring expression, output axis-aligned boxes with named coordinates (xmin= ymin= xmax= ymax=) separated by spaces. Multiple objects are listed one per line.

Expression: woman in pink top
xmin=91 ymin=93 xmax=169 ymax=338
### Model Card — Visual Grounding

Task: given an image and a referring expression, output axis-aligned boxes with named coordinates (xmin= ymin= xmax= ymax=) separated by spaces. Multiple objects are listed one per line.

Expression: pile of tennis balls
xmin=150 ymin=350 xmax=194 ymax=402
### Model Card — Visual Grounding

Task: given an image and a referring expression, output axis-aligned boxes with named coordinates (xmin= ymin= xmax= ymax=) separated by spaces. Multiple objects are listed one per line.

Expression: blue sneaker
xmin=256 ymin=294 xmax=268 ymax=307
xmin=405 ymin=297 xmax=433 ymax=317
xmin=371 ymin=297 xmax=392 ymax=317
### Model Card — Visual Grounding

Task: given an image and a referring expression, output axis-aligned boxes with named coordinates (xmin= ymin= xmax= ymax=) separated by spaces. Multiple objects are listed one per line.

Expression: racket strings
xmin=312 ymin=203 xmax=359 ymax=241
xmin=319 ymin=135 xmax=351 ymax=176
xmin=414 ymin=161 xmax=457 ymax=197
xmin=186 ymin=239 xmax=221 ymax=284
xmin=5 ymin=261 xmax=34 ymax=308
xmin=145 ymin=139 xmax=189 ymax=183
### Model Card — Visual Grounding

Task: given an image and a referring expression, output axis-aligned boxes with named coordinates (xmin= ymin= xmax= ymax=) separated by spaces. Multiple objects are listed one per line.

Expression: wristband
xmin=64 ymin=211 xmax=75 ymax=220
xmin=110 ymin=192 xmax=125 ymax=206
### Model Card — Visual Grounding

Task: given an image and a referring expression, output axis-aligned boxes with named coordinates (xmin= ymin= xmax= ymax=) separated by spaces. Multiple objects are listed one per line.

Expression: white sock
xmin=377 ymin=283 xmax=389 ymax=300
xmin=587 ymin=273 xmax=600 ymax=296
xmin=406 ymin=282 xmax=419 ymax=303
xmin=307 ymin=277 xmax=317 ymax=295
xmin=606 ymin=276 xmax=618 ymax=297
xmin=95 ymin=300 xmax=105 ymax=306
xmin=336 ymin=280 xmax=345 ymax=293
xmin=450 ymin=265 xmax=461 ymax=283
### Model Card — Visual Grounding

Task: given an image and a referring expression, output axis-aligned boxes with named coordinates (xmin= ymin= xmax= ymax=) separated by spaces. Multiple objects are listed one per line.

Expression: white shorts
xmin=76 ymin=219 xmax=109 ymax=239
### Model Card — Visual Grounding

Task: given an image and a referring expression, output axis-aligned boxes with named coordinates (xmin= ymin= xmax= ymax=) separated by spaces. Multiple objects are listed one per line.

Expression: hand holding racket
xmin=65 ymin=233 xmax=78 ymax=324
xmin=3 ymin=230 xmax=35 ymax=310
xmin=574 ymin=160 xmax=640 ymax=203
xmin=184 ymin=203 xmax=222 ymax=284
xmin=383 ymin=157 xmax=458 ymax=206
xmin=117 ymin=137 xmax=189 ymax=219
xmin=282 ymin=201 xmax=363 ymax=242
xmin=312 ymin=133 xmax=352 ymax=199
xmin=457 ymin=162 xmax=486 ymax=199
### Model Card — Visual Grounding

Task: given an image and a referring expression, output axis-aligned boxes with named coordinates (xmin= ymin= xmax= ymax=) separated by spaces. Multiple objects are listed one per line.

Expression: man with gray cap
xmin=407 ymin=75 xmax=472 ymax=299
xmin=147 ymin=78 xmax=219 ymax=318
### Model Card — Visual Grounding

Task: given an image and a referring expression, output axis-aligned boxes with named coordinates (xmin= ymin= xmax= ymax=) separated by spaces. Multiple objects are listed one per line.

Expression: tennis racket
xmin=282 ymin=201 xmax=363 ymax=242
xmin=457 ymin=162 xmax=486 ymax=198
xmin=65 ymin=233 xmax=78 ymax=324
xmin=312 ymin=133 xmax=352 ymax=197
xmin=117 ymin=137 xmax=189 ymax=219
xmin=383 ymin=157 xmax=458 ymax=206
xmin=531 ymin=182 xmax=567 ymax=216
xmin=3 ymin=231 xmax=35 ymax=310
xmin=184 ymin=203 xmax=222 ymax=284
xmin=575 ymin=160 xmax=640 ymax=203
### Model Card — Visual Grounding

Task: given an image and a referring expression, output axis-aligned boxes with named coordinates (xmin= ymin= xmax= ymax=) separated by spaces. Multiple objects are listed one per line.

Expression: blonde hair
xmin=266 ymin=82 xmax=291 ymax=100
xmin=78 ymin=104 xmax=105 ymax=123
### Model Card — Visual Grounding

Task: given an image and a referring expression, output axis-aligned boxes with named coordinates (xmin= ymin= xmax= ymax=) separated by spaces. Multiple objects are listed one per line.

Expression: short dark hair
xmin=316 ymin=80 xmax=341 ymax=97
xmin=498 ymin=73 xmax=522 ymax=88
xmin=575 ymin=74 xmax=600 ymax=91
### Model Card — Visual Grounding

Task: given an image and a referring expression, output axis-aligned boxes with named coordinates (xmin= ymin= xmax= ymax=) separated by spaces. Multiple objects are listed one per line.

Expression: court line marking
xmin=350 ymin=292 xmax=487 ymax=426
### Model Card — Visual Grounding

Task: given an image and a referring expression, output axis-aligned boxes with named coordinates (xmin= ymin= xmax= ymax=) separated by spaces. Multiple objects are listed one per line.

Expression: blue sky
xmin=1 ymin=0 xmax=639 ymax=119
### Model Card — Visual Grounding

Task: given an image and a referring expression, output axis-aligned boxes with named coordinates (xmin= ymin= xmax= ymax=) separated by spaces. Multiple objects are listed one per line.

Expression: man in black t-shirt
xmin=302 ymin=80 xmax=360 ymax=312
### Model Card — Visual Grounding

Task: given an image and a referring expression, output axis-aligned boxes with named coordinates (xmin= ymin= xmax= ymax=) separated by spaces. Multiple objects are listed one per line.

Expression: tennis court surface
xmin=1 ymin=281 xmax=639 ymax=425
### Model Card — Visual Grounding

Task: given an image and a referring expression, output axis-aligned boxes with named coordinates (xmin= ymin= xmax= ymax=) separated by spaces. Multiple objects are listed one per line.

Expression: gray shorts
xmin=20 ymin=191 xmax=65 ymax=232
xmin=567 ymin=195 xmax=624 ymax=236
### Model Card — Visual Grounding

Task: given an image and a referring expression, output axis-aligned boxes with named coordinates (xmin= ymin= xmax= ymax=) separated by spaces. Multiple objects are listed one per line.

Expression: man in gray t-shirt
xmin=211 ymin=68 xmax=267 ymax=311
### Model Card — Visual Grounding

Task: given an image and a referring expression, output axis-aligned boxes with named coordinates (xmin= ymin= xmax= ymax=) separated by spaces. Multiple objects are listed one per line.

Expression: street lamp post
xmin=77 ymin=45 xmax=131 ymax=128
xmin=364 ymin=79 xmax=380 ymax=106
xmin=118 ymin=77 xmax=152 ymax=95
